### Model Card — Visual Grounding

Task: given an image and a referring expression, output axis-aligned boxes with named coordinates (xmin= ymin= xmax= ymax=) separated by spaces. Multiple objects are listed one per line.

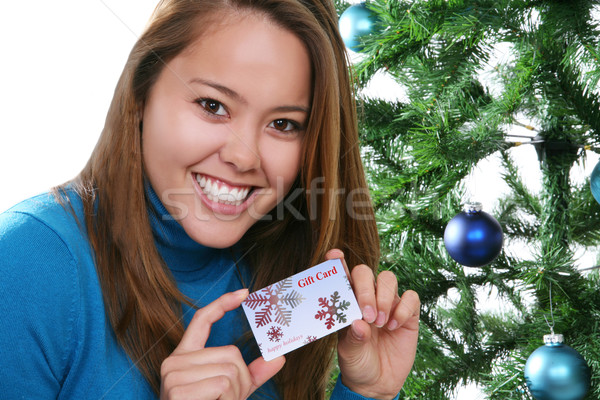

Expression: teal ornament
xmin=338 ymin=3 xmax=377 ymax=52
xmin=590 ymin=159 xmax=600 ymax=205
xmin=443 ymin=203 xmax=503 ymax=267
xmin=525 ymin=334 xmax=591 ymax=400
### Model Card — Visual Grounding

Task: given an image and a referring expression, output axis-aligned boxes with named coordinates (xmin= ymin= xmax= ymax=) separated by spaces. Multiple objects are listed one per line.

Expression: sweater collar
xmin=145 ymin=182 xmax=222 ymax=272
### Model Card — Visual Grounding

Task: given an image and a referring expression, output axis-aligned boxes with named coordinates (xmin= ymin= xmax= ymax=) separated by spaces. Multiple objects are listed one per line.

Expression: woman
xmin=0 ymin=0 xmax=419 ymax=399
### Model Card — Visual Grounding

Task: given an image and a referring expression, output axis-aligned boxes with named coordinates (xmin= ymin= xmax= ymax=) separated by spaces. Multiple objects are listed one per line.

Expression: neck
xmin=145 ymin=181 xmax=222 ymax=272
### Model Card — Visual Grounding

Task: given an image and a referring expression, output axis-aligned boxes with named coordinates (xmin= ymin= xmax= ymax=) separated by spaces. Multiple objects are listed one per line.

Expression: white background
xmin=1 ymin=1 xmax=598 ymax=399
xmin=0 ymin=1 xmax=158 ymax=213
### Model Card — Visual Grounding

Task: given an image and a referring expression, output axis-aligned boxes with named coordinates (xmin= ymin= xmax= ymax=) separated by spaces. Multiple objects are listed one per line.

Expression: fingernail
xmin=331 ymin=249 xmax=343 ymax=258
xmin=387 ymin=319 xmax=399 ymax=330
xmin=362 ymin=305 xmax=376 ymax=323
xmin=375 ymin=311 xmax=386 ymax=327
xmin=236 ymin=288 xmax=249 ymax=297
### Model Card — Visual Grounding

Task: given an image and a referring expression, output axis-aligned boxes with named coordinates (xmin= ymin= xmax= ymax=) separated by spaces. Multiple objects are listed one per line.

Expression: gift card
xmin=241 ymin=258 xmax=362 ymax=361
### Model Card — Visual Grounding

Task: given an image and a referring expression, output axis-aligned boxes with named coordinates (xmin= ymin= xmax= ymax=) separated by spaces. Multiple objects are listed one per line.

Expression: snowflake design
xmin=315 ymin=291 xmax=350 ymax=329
xmin=344 ymin=275 xmax=352 ymax=291
xmin=267 ymin=326 xmax=284 ymax=342
xmin=243 ymin=278 xmax=305 ymax=327
xmin=304 ymin=336 xmax=317 ymax=344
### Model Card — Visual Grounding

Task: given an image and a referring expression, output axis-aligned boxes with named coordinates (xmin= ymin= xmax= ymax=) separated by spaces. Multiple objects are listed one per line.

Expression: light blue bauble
xmin=338 ymin=3 xmax=377 ymax=52
xmin=590 ymin=160 xmax=600 ymax=205
xmin=524 ymin=335 xmax=591 ymax=400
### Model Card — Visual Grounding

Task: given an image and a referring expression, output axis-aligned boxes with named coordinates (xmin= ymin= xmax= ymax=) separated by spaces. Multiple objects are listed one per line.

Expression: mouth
xmin=194 ymin=173 xmax=255 ymax=207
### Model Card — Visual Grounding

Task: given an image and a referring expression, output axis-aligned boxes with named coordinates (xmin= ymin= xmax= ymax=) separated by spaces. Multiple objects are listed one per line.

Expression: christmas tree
xmin=335 ymin=0 xmax=600 ymax=398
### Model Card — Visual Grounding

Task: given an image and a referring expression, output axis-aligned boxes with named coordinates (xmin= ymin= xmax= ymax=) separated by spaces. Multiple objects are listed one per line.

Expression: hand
xmin=327 ymin=249 xmax=420 ymax=400
xmin=160 ymin=289 xmax=286 ymax=400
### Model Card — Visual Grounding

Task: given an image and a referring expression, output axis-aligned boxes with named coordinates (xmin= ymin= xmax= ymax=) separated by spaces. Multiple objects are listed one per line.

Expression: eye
xmin=196 ymin=98 xmax=228 ymax=117
xmin=269 ymin=118 xmax=300 ymax=133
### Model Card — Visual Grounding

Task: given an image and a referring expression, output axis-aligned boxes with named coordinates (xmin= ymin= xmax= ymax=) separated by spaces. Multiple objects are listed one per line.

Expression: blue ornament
xmin=443 ymin=203 xmax=503 ymax=267
xmin=590 ymin=160 xmax=600 ymax=205
xmin=338 ymin=3 xmax=378 ymax=52
xmin=525 ymin=334 xmax=591 ymax=400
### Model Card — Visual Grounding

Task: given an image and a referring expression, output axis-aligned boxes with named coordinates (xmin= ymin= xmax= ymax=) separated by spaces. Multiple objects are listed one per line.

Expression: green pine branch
xmin=337 ymin=0 xmax=600 ymax=397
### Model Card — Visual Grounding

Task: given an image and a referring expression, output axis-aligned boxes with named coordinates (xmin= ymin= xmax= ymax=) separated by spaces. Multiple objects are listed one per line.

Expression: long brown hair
xmin=62 ymin=0 xmax=379 ymax=398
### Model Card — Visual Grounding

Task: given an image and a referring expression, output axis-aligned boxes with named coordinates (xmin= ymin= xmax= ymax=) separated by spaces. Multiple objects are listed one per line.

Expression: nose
xmin=219 ymin=124 xmax=261 ymax=172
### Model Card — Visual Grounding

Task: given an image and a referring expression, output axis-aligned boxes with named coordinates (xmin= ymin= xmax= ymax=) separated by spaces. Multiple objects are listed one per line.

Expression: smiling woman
xmin=141 ymin=14 xmax=310 ymax=247
xmin=0 ymin=1 xmax=420 ymax=400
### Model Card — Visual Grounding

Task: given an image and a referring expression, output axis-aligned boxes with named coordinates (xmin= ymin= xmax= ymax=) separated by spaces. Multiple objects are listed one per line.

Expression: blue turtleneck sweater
xmin=0 ymin=188 xmax=382 ymax=399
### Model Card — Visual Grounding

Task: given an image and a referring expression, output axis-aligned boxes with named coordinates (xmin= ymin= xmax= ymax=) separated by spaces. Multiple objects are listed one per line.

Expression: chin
xmin=198 ymin=237 xmax=241 ymax=249
xmin=183 ymin=221 xmax=251 ymax=249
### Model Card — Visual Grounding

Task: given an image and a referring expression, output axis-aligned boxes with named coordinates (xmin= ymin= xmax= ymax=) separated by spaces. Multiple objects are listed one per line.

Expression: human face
xmin=142 ymin=14 xmax=311 ymax=248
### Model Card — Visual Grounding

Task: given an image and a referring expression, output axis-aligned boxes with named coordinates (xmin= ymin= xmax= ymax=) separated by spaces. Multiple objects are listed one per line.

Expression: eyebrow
xmin=188 ymin=78 xmax=310 ymax=114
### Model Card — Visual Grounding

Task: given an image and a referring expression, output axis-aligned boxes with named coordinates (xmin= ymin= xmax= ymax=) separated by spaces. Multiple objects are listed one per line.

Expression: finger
xmin=374 ymin=271 xmax=398 ymax=328
xmin=325 ymin=248 xmax=352 ymax=283
xmin=387 ymin=290 xmax=420 ymax=331
xmin=175 ymin=289 xmax=249 ymax=354
xmin=162 ymin=375 xmax=238 ymax=400
xmin=161 ymin=346 xmax=252 ymax=399
xmin=246 ymin=356 xmax=286 ymax=396
xmin=162 ymin=362 xmax=248 ymax=399
xmin=337 ymin=319 xmax=371 ymax=357
xmin=351 ymin=265 xmax=377 ymax=324
xmin=325 ymin=248 xmax=343 ymax=260
xmin=163 ymin=346 xmax=251 ymax=380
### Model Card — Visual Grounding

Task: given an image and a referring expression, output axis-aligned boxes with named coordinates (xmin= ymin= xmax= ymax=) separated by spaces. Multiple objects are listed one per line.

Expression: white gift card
xmin=241 ymin=259 xmax=362 ymax=361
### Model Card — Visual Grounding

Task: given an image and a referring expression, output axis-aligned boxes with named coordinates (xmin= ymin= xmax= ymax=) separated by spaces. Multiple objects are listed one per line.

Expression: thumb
xmin=174 ymin=288 xmax=249 ymax=354
xmin=325 ymin=249 xmax=352 ymax=284
xmin=338 ymin=320 xmax=371 ymax=355
xmin=247 ymin=356 xmax=286 ymax=394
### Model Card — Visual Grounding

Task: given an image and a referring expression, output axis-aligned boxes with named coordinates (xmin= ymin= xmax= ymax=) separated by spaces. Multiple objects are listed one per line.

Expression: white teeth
xmin=240 ymin=188 xmax=249 ymax=200
xmin=218 ymin=185 xmax=235 ymax=202
xmin=195 ymin=174 xmax=252 ymax=206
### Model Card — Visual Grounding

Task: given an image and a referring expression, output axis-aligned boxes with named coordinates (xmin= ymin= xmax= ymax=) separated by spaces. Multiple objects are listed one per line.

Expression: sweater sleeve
xmin=330 ymin=376 xmax=400 ymax=400
xmin=0 ymin=211 xmax=80 ymax=399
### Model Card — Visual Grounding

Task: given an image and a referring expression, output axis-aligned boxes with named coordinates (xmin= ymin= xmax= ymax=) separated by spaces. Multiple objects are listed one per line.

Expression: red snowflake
xmin=267 ymin=326 xmax=284 ymax=342
xmin=304 ymin=336 xmax=317 ymax=344
xmin=315 ymin=291 xmax=350 ymax=329
xmin=243 ymin=278 xmax=305 ymax=327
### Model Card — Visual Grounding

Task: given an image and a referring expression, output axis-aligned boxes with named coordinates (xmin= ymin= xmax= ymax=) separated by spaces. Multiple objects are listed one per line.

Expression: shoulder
xmin=1 ymin=192 xmax=76 ymax=267
xmin=0 ymin=191 xmax=89 ymax=391
xmin=0 ymin=189 xmax=89 ymax=310
xmin=1 ymin=189 xmax=89 ymax=253
xmin=2 ymin=189 xmax=85 ymax=231
xmin=0 ymin=190 xmax=90 ymax=302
